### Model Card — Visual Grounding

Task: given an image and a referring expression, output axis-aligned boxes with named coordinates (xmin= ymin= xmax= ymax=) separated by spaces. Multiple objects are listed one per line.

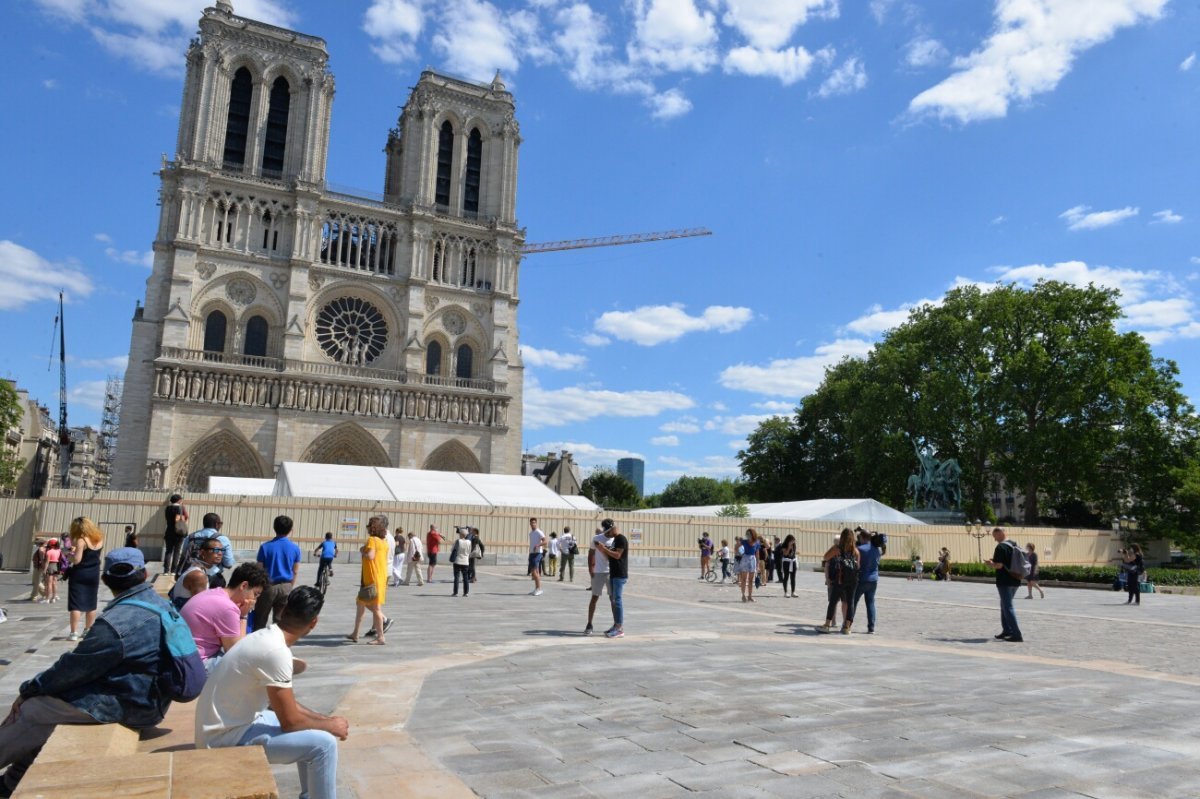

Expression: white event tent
xmin=635 ymin=498 xmax=924 ymax=525
xmin=223 ymin=462 xmax=603 ymax=511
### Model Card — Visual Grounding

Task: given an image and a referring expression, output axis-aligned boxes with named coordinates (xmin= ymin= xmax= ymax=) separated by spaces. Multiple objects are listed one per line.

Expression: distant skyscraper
xmin=617 ymin=457 xmax=644 ymax=496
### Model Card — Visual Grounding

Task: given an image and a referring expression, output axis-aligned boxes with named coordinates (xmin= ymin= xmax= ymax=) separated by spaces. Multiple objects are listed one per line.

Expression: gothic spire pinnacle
xmin=215 ymin=0 xmax=234 ymax=13
xmin=490 ymin=70 xmax=506 ymax=92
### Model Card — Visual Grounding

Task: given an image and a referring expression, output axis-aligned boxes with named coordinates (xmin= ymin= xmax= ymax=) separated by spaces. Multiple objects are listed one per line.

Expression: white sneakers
xmin=530 ymin=589 xmax=543 ymax=596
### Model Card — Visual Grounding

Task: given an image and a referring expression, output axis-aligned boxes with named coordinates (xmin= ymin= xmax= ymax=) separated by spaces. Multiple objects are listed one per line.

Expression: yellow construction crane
xmin=521 ymin=227 xmax=711 ymax=255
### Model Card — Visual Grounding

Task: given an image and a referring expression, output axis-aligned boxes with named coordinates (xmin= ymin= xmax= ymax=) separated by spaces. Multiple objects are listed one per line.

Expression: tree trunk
xmin=1023 ymin=479 xmax=1039 ymax=525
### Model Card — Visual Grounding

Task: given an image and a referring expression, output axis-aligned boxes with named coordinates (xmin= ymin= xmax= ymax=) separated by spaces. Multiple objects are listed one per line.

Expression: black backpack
xmin=831 ymin=547 xmax=859 ymax=585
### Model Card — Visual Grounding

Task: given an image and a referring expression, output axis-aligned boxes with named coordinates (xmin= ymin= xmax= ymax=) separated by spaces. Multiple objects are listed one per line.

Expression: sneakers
xmin=382 ymin=618 xmax=394 ymax=635
xmin=605 ymin=628 xmax=624 ymax=638
xmin=530 ymin=588 xmax=543 ymax=596
xmin=584 ymin=624 xmax=593 ymax=636
xmin=67 ymin=632 xmax=79 ymax=642
xmin=994 ymin=632 xmax=1010 ymax=640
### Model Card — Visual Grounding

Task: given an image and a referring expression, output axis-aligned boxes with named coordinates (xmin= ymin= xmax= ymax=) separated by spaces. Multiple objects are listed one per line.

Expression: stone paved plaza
xmin=3 ymin=563 xmax=1200 ymax=798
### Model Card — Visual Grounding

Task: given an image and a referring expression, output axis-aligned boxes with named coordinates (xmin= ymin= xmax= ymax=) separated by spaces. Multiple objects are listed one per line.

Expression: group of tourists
xmin=28 ymin=518 xmax=105 ymax=641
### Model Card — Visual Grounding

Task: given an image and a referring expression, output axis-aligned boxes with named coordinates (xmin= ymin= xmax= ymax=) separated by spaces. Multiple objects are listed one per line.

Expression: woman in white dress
xmin=391 ymin=527 xmax=406 ymax=586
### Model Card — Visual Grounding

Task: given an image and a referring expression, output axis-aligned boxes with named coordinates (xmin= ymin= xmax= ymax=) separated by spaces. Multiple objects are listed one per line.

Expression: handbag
xmin=357 ymin=584 xmax=378 ymax=602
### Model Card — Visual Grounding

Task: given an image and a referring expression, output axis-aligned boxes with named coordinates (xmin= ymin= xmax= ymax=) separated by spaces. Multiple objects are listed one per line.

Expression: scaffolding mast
xmin=520 ymin=227 xmax=712 ymax=255
xmin=97 ymin=375 xmax=122 ymax=489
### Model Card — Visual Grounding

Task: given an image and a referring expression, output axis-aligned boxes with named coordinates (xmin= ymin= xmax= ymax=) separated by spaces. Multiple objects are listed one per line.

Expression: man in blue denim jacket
xmin=0 ymin=548 xmax=175 ymax=796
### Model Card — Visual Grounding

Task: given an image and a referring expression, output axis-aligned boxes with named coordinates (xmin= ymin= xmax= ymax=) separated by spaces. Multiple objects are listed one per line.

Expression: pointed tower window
xmin=435 ymin=121 xmax=453 ymax=209
xmin=244 ymin=315 xmax=269 ymax=357
xmin=223 ymin=68 xmax=253 ymax=169
xmin=425 ymin=340 xmax=443 ymax=376
xmin=203 ymin=310 xmax=228 ymax=354
xmin=464 ymin=128 xmax=482 ymax=216
xmin=261 ymin=76 xmax=290 ymax=177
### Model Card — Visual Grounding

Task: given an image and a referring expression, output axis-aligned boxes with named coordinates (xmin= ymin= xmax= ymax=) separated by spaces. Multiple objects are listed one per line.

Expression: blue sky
xmin=1 ymin=0 xmax=1197 ymax=493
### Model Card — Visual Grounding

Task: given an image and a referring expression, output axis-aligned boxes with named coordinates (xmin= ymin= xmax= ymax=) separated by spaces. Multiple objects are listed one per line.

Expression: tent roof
xmin=635 ymin=498 xmax=924 ymax=525
xmin=207 ymin=476 xmax=276 ymax=495
xmin=268 ymin=462 xmax=598 ymax=511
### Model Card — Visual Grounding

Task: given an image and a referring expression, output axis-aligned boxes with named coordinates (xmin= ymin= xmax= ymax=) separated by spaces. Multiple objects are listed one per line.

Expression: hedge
xmin=878 ymin=559 xmax=1200 ymax=587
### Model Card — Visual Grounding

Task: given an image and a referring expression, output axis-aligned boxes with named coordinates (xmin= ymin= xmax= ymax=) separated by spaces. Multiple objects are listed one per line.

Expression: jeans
xmin=610 ymin=577 xmax=627 ymax=626
xmin=0 ymin=696 xmax=97 ymax=793
xmin=453 ymin=563 xmax=470 ymax=595
xmin=997 ymin=583 xmax=1021 ymax=637
xmin=780 ymin=559 xmax=796 ymax=594
xmin=236 ymin=710 xmax=338 ymax=799
xmin=853 ymin=581 xmax=877 ymax=630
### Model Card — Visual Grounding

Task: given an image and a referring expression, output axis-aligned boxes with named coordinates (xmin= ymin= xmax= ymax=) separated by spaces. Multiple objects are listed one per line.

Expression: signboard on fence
xmin=630 ymin=529 xmax=643 ymax=544
xmin=341 ymin=517 xmax=359 ymax=535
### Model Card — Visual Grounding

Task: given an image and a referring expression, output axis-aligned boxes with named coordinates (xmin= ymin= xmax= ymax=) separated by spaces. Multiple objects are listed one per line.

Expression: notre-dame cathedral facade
xmin=112 ymin=1 xmax=525 ymax=491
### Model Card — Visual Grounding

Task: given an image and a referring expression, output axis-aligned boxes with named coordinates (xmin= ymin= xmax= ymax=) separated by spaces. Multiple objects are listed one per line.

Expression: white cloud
xmin=93 ymin=233 xmax=113 ymax=244
xmin=1152 ymin=209 xmax=1183 ymax=224
xmin=35 ymin=0 xmax=296 ymax=74
xmin=719 ymin=338 xmax=874 ymax=396
xmin=1060 ymin=205 xmax=1139 ymax=231
xmin=71 ymin=355 xmax=129 ymax=371
xmin=363 ymin=0 xmax=426 ymax=64
xmin=1191 ymin=257 xmax=1200 ymax=266
xmin=815 ymin=56 xmax=867 ymax=97
xmin=105 ymin=247 xmax=154 ymax=268
xmin=904 ymin=36 xmax=948 ymax=68
xmin=0 ymin=240 xmax=94 ymax=311
xmin=992 ymin=215 xmax=1007 ymax=225
xmin=646 ymin=87 xmax=693 ymax=119
xmin=69 ymin=380 xmax=109 ymax=412
xmin=869 ymin=0 xmax=896 ymax=24
xmin=580 ymin=333 xmax=611 ymax=347
xmin=43 ymin=78 xmax=58 ymax=89
xmin=651 ymin=435 xmax=680 ymax=446
xmin=992 ymin=260 xmax=1161 ymax=303
xmin=720 ymin=0 xmax=838 ymax=50
xmin=627 ymin=0 xmax=719 ymax=73
xmin=594 ymin=303 xmax=753 ymax=346
xmin=752 ymin=400 xmax=794 ymax=412
xmin=710 ymin=401 xmax=728 ymax=411
xmin=704 ymin=413 xmax=780 ymax=435
xmin=527 ymin=440 xmax=643 ymax=466
xmin=430 ymin=0 xmax=530 ymax=82
xmin=723 ymin=45 xmax=826 ymax=85
xmin=1122 ymin=298 xmax=1195 ymax=328
xmin=909 ymin=0 xmax=1167 ymax=123
xmin=728 ymin=438 xmax=748 ymax=450
xmin=523 ymin=376 xmax=694 ymax=429
xmin=1181 ymin=53 xmax=1196 ymax=71
xmin=520 ymin=346 xmax=587 ymax=370
xmin=660 ymin=417 xmax=701 ymax=434
xmin=650 ymin=454 xmax=742 ymax=480
xmin=843 ymin=299 xmax=937 ymax=336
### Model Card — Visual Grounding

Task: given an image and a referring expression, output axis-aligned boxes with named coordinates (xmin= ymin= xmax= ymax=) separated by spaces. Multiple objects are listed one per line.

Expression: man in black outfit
xmin=985 ymin=527 xmax=1024 ymax=642
xmin=593 ymin=519 xmax=628 ymax=638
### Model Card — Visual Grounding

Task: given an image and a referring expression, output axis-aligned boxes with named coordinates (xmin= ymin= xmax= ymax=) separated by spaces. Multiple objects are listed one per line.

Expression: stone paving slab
xmin=5 ymin=563 xmax=1200 ymax=797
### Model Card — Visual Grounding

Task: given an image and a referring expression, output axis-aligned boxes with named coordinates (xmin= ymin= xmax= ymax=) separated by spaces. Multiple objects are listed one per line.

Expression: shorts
xmin=427 ymin=553 xmax=438 ymax=566
xmin=528 ymin=552 xmax=543 ymax=572
xmin=590 ymin=572 xmax=610 ymax=597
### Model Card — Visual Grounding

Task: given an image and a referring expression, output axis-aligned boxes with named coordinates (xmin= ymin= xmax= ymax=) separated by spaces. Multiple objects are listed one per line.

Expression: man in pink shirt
xmin=181 ymin=562 xmax=269 ymax=670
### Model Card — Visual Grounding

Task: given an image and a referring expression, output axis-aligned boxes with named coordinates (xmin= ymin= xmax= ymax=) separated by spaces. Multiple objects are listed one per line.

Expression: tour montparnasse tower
xmin=112 ymin=1 xmax=526 ymax=491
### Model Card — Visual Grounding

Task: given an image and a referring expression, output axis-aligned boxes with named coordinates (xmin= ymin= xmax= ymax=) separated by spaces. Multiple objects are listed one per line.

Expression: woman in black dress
xmin=67 ymin=516 xmax=104 ymax=641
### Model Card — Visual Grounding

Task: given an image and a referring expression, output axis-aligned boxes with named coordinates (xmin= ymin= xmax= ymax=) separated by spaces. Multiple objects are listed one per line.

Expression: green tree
xmin=581 ymin=468 xmax=641 ymax=509
xmin=659 ymin=475 xmax=739 ymax=508
xmin=716 ymin=502 xmax=749 ymax=518
xmin=738 ymin=281 xmax=1200 ymax=534
xmin=0 ymin=381 xmax=25 ymax=492
xmin=1170 ymin=458 xmax=1200 ymax=553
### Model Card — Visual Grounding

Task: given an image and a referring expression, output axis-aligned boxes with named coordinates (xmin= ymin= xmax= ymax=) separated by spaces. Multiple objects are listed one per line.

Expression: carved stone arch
xmin=193 ymin=297 xmax=238 ymax=352
xmin=262 ymin=62 xmax=304 ymax=91
xmin=423 ymin=440 xmax=483 ymax=473
xmin=433 ymin=109 xmax=463 ymax=134
xmin=301 ymin=422 xmax=390 ymax=467
xmin=225 ymin=55 xmax=266 ymax=83
xmin=426 ymin=306 xmax=488 ymax=350
xmin=463 ymin=116 xmax=491 ymax=142
xmin=172 ymin=425 xmax=267 ymax=492
xmin=422 ymin=331 xmax=450 ymax=375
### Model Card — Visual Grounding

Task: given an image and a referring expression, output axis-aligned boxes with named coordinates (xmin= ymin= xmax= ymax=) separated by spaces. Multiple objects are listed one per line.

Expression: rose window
xmin=314 ymin=297 xmax=388 ymax=365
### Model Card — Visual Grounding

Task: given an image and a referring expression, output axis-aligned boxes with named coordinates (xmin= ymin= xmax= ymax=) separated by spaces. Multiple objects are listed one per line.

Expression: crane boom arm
xmin=521 ymin=227 xmax=711 ymax=255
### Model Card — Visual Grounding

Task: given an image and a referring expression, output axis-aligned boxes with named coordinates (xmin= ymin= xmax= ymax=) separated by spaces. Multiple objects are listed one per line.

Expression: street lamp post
xmin=966 ymin=519 xmax=987 ymax=562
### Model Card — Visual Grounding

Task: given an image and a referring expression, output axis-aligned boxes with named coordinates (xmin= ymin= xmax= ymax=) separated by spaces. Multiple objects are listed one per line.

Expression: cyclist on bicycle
xmin=314 ymin=532 xmax=337 ymax=588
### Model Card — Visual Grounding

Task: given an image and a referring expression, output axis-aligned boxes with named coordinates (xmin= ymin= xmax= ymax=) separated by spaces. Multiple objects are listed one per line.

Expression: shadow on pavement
xmin=930 ymin=636 xmax=992 ymax=644
xmin=521 ymin=629 xmax=585 ymax=637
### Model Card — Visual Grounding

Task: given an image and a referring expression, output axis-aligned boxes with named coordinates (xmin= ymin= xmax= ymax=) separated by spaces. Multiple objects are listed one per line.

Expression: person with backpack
xmin=985 ymin=527 xmax=1026 ymax=642
xmin=557 ymin=527 xmax=574 ymax=583
xmin=163 ymin=494 xmax=190 ymax=574
xmin=0 ymin=547 xmax=202 ymax=796
xmin=822 ymin=528 xmax=861 ymax=634
xmin=177 ymin=513 xmax=235 ymax=588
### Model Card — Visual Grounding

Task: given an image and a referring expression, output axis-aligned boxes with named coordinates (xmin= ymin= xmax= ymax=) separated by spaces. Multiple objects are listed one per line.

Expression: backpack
xmin=832 ymin=547 xmax=859 ymax=585
xmin=114 ymin=597 xmax=207 ymax=703
xmin=1005 ymin=542 xmax=1032 ymax=580
xmin=176 ymin=530 xmax=221 ymax=578
xmin=568 ymin=541 xmax=579 ymax=557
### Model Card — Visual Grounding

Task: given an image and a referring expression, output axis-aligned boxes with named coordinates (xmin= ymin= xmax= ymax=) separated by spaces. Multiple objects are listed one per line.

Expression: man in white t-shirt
xmin=528 ymin=517 xmax=546 ymax=596
xmin=402 ymin=532 xmax=424 ymax=586
xmin=195 ymin=586 xmax=349 ymax=799
xmin=585 ymin=526 xmax=613 ymax=635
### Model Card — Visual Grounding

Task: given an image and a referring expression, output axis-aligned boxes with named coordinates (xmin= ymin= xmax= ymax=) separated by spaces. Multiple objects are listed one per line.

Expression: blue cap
xmin=103 ymin=547 xmax=146 ymax=576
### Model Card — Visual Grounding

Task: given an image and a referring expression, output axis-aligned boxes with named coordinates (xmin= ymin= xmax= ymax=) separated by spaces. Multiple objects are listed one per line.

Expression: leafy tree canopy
xmin=580 ymin=467 xmax=641 ymax=509
xmin=659 ymin=475 xmax=743 ymax=508
xmin=0 ymin=381 xmax=25 ymax=491
xmin=738 ymin=280 xmax=1200 ymax=538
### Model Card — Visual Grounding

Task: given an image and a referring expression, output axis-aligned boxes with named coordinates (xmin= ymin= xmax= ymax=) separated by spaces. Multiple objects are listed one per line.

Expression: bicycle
xmin=316 ymin=560 xmax=332 ymax=596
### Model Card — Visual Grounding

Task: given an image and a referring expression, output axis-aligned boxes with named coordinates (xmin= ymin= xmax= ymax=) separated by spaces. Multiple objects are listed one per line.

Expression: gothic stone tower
xmin=112 ymin=1 xmax=524 ymax=491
